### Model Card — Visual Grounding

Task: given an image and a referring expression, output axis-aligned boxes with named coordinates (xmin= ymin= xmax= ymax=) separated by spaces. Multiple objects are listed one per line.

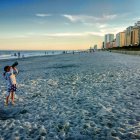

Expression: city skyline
xmin=0 ymin=0 xmax=140 ymax=50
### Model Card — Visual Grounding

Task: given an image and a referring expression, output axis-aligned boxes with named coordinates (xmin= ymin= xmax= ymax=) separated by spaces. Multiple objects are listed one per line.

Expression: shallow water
xmin=0 ymin=50 xmax=67 ymax=60
xmin=0 ymin=52 xmax=140 ymax=139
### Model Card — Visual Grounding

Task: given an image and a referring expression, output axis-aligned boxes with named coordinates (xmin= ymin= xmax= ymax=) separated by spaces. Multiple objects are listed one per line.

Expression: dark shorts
xmin=8 ymin=84 xmax=17 ymax=92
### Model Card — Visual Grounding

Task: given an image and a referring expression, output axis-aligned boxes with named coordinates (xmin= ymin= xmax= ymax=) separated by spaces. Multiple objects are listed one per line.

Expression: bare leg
xmin=5 ymin=94 xmax=10 ymax=106
xmin=11 ymin=92 xmax=15 ymax=105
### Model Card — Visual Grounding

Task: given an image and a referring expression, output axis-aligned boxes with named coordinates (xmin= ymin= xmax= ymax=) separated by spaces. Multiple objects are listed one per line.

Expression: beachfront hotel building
xmin=116 ymin=32 xmax=125 ymax=47
xmin=125 ymin=26 xmax=133 ymax=46
xmin=135 ymin=21 xmax=140 ymax=26
xmin=131 ymin=21 xmax=140 ymax=46
xmin=112 ymin=39 xmax=116 ymax=48
xmin=94 ymin=44 xmax=98 ymax=50
xmin=104 ymin=34 xmax=114 ymax=48
xmin=103 ymin=20 xmax=140 ymax=49
xmin=131 ymin=26 xmax=139 ymax=46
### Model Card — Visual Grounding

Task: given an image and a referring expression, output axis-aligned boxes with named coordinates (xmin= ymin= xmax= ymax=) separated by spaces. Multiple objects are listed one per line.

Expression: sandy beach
xmin=0 ymin=51 xmax=140 ymax=140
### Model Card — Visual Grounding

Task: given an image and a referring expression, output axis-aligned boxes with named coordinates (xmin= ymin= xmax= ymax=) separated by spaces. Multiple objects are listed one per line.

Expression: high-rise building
xmin=104 ymin=34 xmax=114 ymax=48
xmin=116 ymin=33 xmax=120 ymax=47
xmin=112 ymin=39 xmax=116 ymax=48
xmin=94 ymin=44 xmax=98 ymax=50
xmin=135 ymin=21 xmax=140 ymax=26
xmin=125 ymin=26 xmax=133 ymax=46
xmin=102 ymin=42 xmax=104 ymax=49
xmin=132 ymin=26 xmax=139 ymax=46
xmin=116 ymin=32 xmax=125 ymax=47
xmin=133 ymin=21 xmax=140 ymax=46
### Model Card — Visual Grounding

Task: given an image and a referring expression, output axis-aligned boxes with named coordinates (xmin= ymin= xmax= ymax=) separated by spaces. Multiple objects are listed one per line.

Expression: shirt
xmin=4 ymin=67 xmax=18 ymax=88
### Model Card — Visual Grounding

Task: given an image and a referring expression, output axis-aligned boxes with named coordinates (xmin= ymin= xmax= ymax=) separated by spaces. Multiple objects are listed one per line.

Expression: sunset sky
xmin=0 ymin=0 xmax=140 ymax=50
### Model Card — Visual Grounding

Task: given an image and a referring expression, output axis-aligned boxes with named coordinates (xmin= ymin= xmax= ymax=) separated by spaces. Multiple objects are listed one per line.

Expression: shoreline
xmin=0 ymin=50 xmax=74 ymax=62
xmin=0 ymin=53 xmax=69 ymax=62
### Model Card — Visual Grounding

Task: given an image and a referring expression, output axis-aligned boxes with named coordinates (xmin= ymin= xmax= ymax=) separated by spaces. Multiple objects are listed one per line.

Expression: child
xmin=3 ymin=64 xmax=18 ymax=106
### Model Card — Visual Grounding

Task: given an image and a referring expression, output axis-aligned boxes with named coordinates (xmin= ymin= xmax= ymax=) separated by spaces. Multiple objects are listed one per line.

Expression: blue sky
xmin=0 ymin=0 xmax=140 ymax=50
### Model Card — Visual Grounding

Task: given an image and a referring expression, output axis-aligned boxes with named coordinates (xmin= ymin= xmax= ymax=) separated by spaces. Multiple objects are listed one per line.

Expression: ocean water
xmin=0 ymin=50 xmax=70 ymax=60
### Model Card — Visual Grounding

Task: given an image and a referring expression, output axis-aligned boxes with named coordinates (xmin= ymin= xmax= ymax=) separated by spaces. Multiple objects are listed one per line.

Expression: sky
xmin=0 ymin=0 xmax=140 ymax=50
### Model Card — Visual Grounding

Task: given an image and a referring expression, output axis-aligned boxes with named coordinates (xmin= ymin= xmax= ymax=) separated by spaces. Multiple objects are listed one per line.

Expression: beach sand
xmin=0 ymin=52 xmax=140 ymax=140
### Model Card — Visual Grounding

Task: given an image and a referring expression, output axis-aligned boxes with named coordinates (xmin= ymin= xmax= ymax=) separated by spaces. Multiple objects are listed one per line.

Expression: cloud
xmin=132 ymin=17 xmax=140 ymax=22
xmin=45 ymin=33 xmax=85 ymax=37
xmin=99 ymin=24 xmax=108 ymax=28
xmin=0 ymin=35 xmax=29 ymax=39
xmin=36 ymin=13 xmax=52 ymax=17
xmin=62 ymin=15 xmax=96 ymax=22
xmin=84 ymin=32 xmax=104 ymax=37
xmin=0 ymin=31 xmax=104 ymax=40
xmin=62 ymin=14 xmax=117 ymax=23
xmin=102 ymin=14 xmax=117 ymax=20
xmin=100 ymin=26 xmax=127 ymax=35
xmin=62 ymin=14 xmax=130 ymax=35
xmin=31 ymin=32 xmax=104 ymax=37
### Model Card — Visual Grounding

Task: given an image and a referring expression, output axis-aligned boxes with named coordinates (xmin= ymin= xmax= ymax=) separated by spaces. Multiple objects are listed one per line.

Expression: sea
xmin=0 ymin=50 xmax=72 ymax=60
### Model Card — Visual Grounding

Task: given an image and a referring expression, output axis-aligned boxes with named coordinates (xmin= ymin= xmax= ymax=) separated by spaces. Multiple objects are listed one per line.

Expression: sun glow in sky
xmin=0 ymin=0 xmax=140 ymax=50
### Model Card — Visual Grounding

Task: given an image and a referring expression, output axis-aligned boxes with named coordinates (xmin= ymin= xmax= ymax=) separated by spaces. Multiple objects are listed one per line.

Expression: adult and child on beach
xmin=3 ymin=61 xmax=18 ymax=106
